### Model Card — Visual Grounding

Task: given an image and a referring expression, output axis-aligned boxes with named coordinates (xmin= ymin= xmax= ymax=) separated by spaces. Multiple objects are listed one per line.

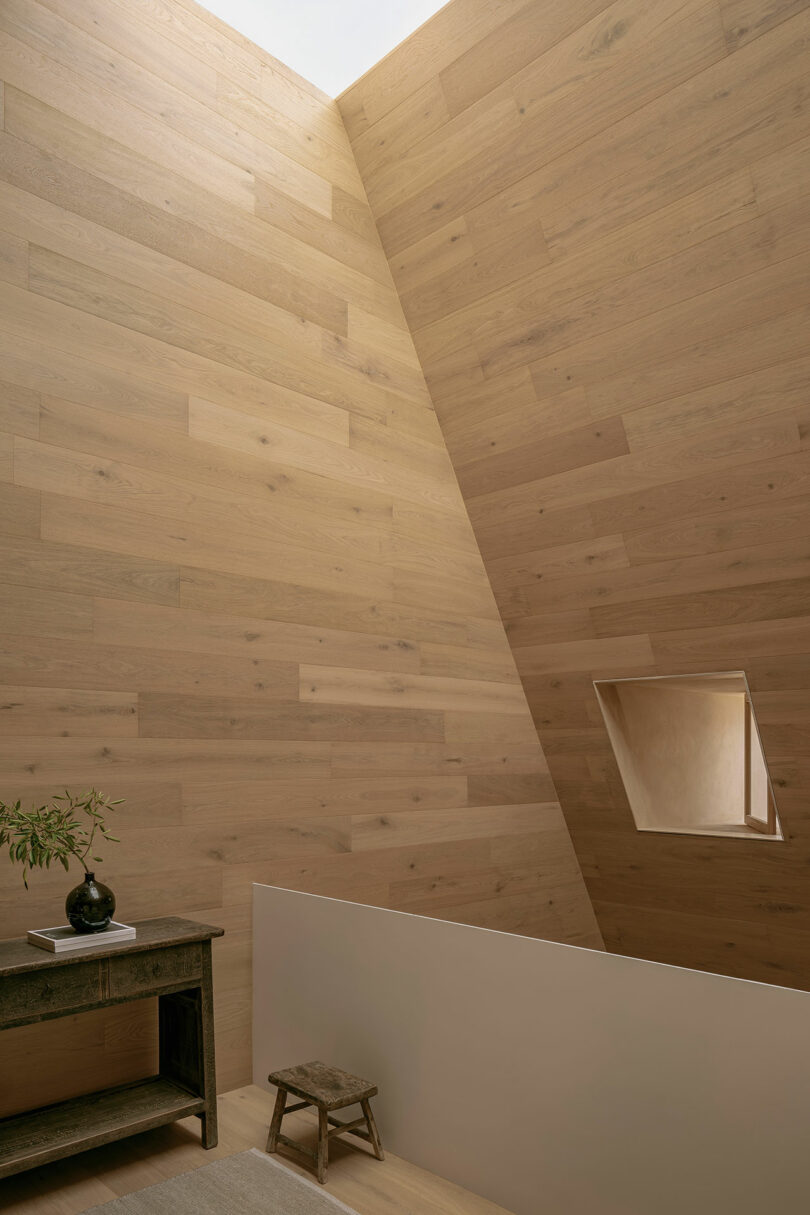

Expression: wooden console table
xmin=0 ymin=916 xmax=223 ymax=1178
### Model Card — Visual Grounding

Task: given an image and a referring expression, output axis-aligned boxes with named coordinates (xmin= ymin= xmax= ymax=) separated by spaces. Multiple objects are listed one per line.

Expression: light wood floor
xmin=0 ymin=1084 xmax=513 ymax=1214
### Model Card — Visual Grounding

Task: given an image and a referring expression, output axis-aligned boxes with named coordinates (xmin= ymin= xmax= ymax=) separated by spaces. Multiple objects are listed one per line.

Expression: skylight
xmin=594 ymin=672 xmax=783 ymax=841
xmin=196 ymin=0 xmax=450 ymax=97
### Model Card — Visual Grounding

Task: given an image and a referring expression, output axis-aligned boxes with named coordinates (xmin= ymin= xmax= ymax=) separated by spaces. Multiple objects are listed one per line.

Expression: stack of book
xmin=27 ymin=922 xmax=137 ymax=952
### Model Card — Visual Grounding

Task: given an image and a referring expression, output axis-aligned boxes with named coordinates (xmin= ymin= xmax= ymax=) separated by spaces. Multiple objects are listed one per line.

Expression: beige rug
xmin=83 ymin=1149 xmax=363 ymax=1213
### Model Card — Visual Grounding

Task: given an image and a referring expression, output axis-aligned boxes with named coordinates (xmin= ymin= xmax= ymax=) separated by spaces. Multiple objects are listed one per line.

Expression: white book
xmin=27 ymin=922 xmax=136 ymax=952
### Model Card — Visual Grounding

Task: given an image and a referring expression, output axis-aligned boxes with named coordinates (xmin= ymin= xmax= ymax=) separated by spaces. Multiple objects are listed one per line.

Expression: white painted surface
xmin=253 ymin=883 xmax=810 ymax=1215
xmin=196 ymin=0 xmax=449 ymax=96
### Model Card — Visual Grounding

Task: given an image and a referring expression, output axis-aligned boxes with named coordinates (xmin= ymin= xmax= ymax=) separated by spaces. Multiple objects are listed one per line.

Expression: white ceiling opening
xmin=196 ymin=0 xmax=449 ymax=97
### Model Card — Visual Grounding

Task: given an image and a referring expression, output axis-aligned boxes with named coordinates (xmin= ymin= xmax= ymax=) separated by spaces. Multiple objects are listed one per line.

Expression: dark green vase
xmin=66 ymin=872 xmax=115 ymax=934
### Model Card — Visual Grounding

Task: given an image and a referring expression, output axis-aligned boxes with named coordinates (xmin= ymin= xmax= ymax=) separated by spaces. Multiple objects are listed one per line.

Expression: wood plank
xmin=329 ymin=741 xmax=549 ymax=778
xmin=0 ymin=6 xmax=333 ymax=213
xmin=458 ymin=417 xmax=628 ymax=498
xmin=488 ymin=534 xmax=630 ymax=592
xmin=0 ymin=0 xmax=602 ymax=1107
xmin=0 ymin=531 xmax=179 ymax=608
xmin=623 ymin=495 xmax=810 ymax=564
xmin=24 ymin=247 xmax=366 ymax=419
xmin=0 ymin=432 xmax=13 ymax=482
xmin=393 ymin=566 xmax=499 ymax=621
xmin=1 ymin=0 xmax=335 ymax=211
xmin=188 ymin=396 xmax=460 ymax=514
xmin=399 ymin=219 xmax=550 ymax=334
xmin=337 ymin=0 xmax=529 ymax=137
xmin=466 ymin=412 xmax=801 ymax=522
xmin=139 ymin=694 xmax=445 ymax=743
xmin=350 ymin=78 xmax=451 ymax=184
xmin=92 ymin=599 xmax=419 ymax=675
xmin=345 ymin=0 xmax=810 ymax=1000
xmin=0 ymin=633 xmax=300 ymax=701
xmin=37 ymin=397 xmax=397 ymax=530
xmin=300 ymin=665 xmax=528 ymax=715
xmin=0 ymin=122 xmax=346 ymax=334
xmin=437 ymin=0 xmax=612 ymax=119
xmin=413 ymin=168 xmax=759 ymax=364
xmin=718 ymin=0 xmax=810 ymax=49
xmin=6 ymin=780 xmax=181 ymax=828
xmin=0 ymin=482 xmax=40 ymax=539
xmin=468 ymin=772 xmax=558 ymax=805
xmin=216 ymin=78 xmax=363 ymax=196
xmin=39 ymin=492 xmax=392 ymax=600
xmin=588 ymin=447 xmax=810 ymax=538
xmin=35 ymin=0 xmax=219 ymax=106
xmin=254 ymin=176 xmax=385 ymax=283
xmin=515 ymin=535 xmax=810 ymax=626
xmin=371 ymin=0 xmax=728 ymax=253
xmin=445 ymin=383 xmax=591 ymax=469
xmin=0 ymin=23 xmax=255 ymax=211
xmin=475 ymin=199 xmax=810 ymax=380
xmin=351 ymin=803 xmax=564 ymax=851
xmin=0 ymin=1077 xmax=204 ymax=1177
xmin=183 ymin=775 xmax=470 ymax=825
xmin=0 ymin=380 xmax=39 ymax=439
xmin=13 ymin=437 xmax=397 ymax=572
xmin=177 ymin=566 xmax=472 ymax=648
xmin=513 ymin=634 xmax=655 ymax=677
xmin=0 ymin=225 xmax=28 ymax=286
xmin=107 ymin=0 xmax=264 ymax=92
xmin=0 ymin=685 xmax=138 ymax=737
xmin=0 ymin=738 xmax=334 ymax=784
xmin=0 ymin=81 xmax=403 ymax=327
xmin=418 ymin=641 xmax=520 ymax=684
xmin=0 ymin=332 xmax=188 ymax=432
xmin=0 ymin=585 xmax=92 ymax=642
xmin=442 ymin=709 xmax=542 ymax=748
xmin=0 ymin=180 xmax=357 ymax=445
xmin=536 ymin=16 xmax=810 ymax=255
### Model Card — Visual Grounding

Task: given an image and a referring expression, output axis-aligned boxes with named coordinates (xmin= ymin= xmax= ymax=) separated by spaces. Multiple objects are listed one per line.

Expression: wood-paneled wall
xmin=341 ymin=1 xmax=810 ymax=989
xmin=0 ymin=0 xmax=603 ymax=1112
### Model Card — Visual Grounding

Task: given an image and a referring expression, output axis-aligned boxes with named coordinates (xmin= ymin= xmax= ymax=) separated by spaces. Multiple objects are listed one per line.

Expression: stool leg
xmin=265 ymin=1087 xmax=287 ymax=1153
xmin=316 ymin=1107 xmax=329 ymax=1184
xmin=361 ymin=1098 xmax=384 ymax=1161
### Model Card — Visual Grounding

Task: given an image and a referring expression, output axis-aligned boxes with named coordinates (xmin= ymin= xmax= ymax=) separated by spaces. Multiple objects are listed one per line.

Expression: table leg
xmin=361 ymin=1098 xmax=384 ymax=1160
xmin=157 ymin=944 xmax=218 ymax=1149
xmin=266 ymin=1087 xmax=287 ymax=1153
xmin=198 ymin=945 xmax=218 ymax=1148
xmin=317 ymin=1107 xmax=328 ymax=1183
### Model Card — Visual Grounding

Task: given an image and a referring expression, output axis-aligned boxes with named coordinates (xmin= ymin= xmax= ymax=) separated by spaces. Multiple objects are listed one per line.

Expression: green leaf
xmin=0 ymin=788 xmax=124 ymax=883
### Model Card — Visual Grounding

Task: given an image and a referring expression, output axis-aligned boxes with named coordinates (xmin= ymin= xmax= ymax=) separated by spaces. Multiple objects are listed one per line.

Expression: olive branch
xmin=0 ymin=789 xmax=122 ymax=888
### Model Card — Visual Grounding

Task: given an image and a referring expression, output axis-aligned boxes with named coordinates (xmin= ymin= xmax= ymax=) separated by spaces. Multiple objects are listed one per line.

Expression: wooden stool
xmin=266 ymin=1060 xmax=384 ymax=1184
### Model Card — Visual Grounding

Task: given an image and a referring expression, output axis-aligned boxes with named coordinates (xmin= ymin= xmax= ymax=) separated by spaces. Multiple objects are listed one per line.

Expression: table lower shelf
xmin=0 ymin=1075 xmax=205 ymax=1179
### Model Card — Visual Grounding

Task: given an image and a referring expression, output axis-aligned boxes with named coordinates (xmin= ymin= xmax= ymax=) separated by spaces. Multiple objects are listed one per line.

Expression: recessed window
xmin=594 ymin=672 xmax=782 ymax=841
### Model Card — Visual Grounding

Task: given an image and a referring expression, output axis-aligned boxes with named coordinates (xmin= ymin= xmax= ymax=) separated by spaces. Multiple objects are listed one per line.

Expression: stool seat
xmin=266 ymin=1059 xmax=384 ymax=1184
xmin=268 ymin=1060 xmax=377 ymax=1111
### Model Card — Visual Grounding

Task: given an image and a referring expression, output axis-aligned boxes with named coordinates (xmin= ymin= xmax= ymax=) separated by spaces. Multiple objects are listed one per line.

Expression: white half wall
xmin=253 ymin=884 xmax=810 ymax=1215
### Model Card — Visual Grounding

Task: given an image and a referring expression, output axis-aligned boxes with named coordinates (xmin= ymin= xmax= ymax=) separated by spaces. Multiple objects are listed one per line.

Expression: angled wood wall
xmin=341 ymin=1 xmax=810 ymax=988
xmin=0 ymin=0 xmax=602 ymax=1110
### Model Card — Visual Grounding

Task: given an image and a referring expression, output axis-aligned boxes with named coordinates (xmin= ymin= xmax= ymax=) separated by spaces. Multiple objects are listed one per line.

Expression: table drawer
xmin=0 ymin=960 xmax=102 ymax=1025
xmin=108 ymin=943 xmax=202 ymax=998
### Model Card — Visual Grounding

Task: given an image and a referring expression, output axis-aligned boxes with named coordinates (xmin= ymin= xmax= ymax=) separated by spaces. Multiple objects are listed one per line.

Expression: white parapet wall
xmin=253 ymin=883 xmax=810 ymax=1215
